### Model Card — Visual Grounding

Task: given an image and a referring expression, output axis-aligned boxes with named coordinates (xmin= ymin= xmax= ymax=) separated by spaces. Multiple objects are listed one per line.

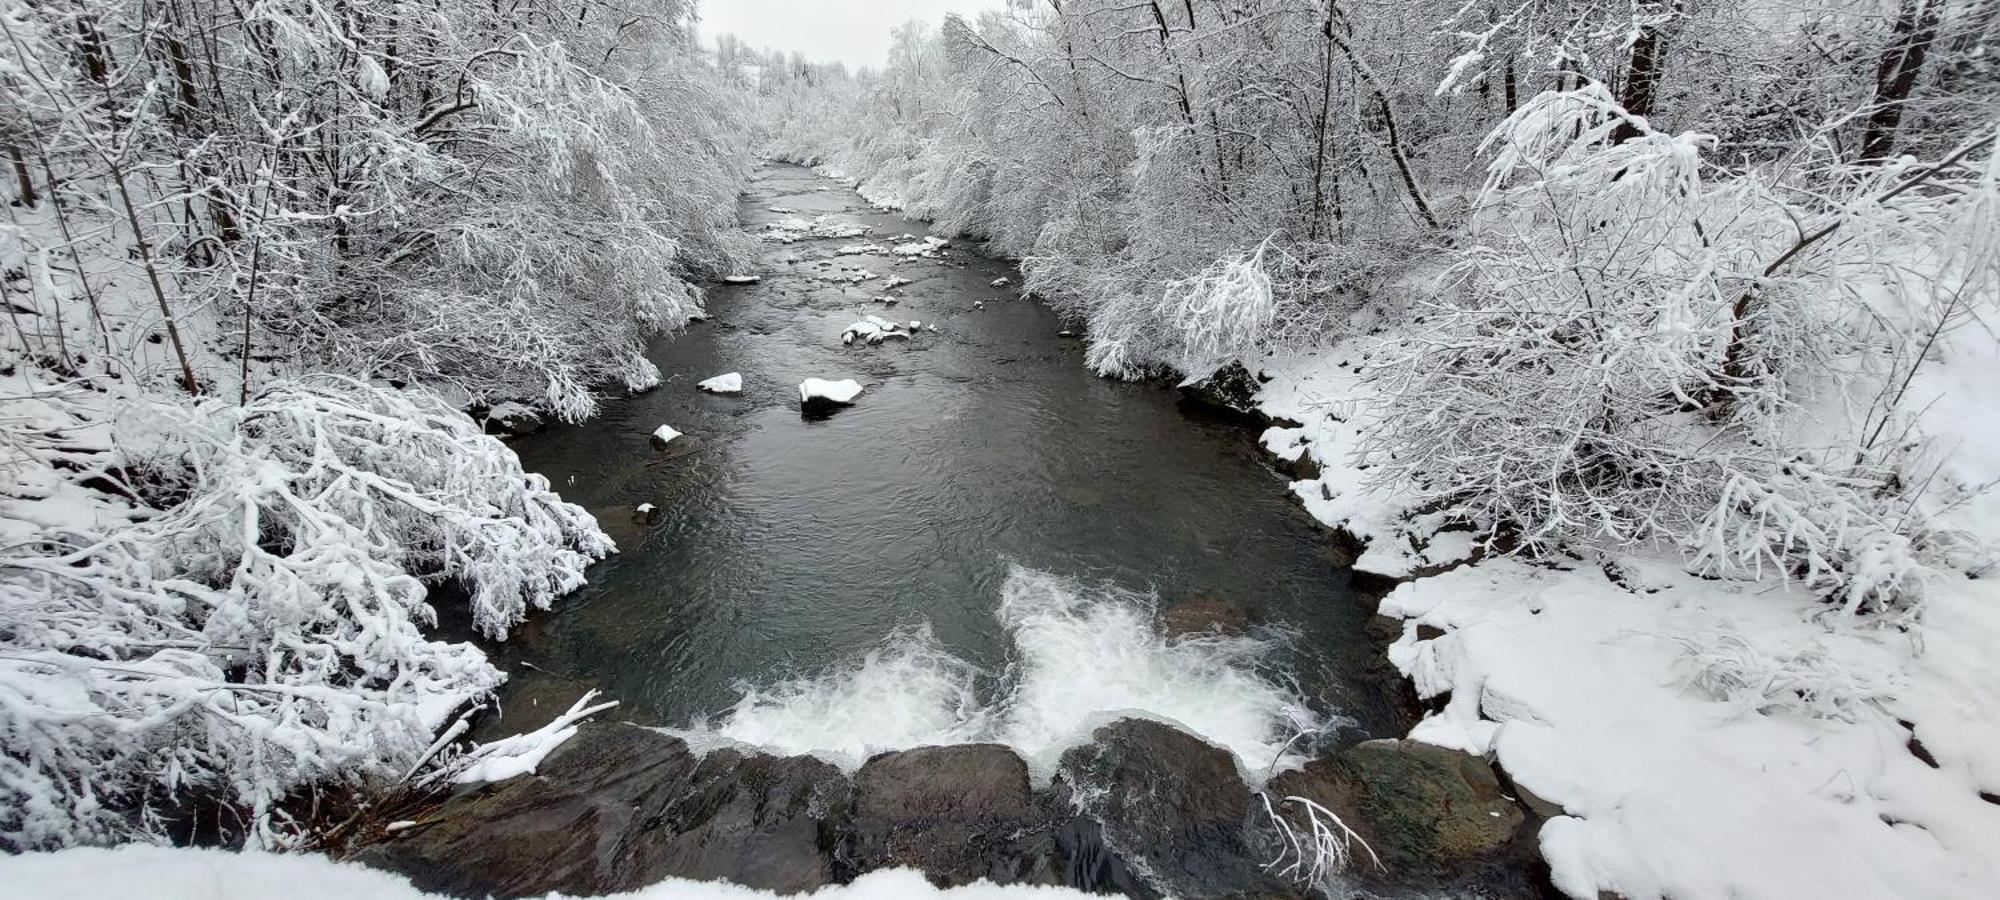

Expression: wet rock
xmin=645 ymin=747 xmax=850 ymax=893
xmin=355 ymin=722 xmax=700 ymax=897
xmin=1055 ymin=718 xmax=1291 ymax=898
xmin=355 ymin=723 xmax=848 ymax=897
xmin=1266 ymin=739 xmax=1524 ymax=876
xmin=479 ymin=401 xmax=544 ymax=436
xmin=841 ymin=744 xmax=1058 ymax=886
xmin=1177 ymin=362 xmax=1271 ymax=428
xmin=1161 ymin=595 xmax=1250 ymax=638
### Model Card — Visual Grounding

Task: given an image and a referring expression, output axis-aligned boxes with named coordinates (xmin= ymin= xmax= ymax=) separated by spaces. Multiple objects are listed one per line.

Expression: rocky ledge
xmin=353 ymin=718 xmax=1549 ymax=898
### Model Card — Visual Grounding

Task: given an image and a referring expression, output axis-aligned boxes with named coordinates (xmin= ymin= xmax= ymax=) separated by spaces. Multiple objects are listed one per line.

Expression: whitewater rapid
xmin=678 ymin=565 xmax=1331 ymax=781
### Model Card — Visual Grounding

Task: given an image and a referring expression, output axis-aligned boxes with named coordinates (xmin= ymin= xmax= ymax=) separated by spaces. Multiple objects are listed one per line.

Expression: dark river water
xmin=478 ymin=164 xmax=1397 ymax=774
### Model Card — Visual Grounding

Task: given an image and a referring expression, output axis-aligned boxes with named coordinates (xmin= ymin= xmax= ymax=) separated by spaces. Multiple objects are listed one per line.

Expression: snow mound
xmin=698 ymin=372 xmax=744 ymax=394
xmin=799 ymin=378 xmax=865 ymax=407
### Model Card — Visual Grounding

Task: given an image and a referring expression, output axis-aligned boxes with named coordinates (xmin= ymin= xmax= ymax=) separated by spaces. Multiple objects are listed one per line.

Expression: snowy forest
xmin=3 ymin=0 xmax=1999 ymax=898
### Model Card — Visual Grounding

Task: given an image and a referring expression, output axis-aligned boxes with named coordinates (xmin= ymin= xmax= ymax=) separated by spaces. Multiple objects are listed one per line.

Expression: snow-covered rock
xmin=799 ymin=378 xmax=864 ymax=415
xmin=763 ymin=216 xmax=870 ymax=243
xmin=883 ymin=275 xmax=914 ymax=289
xmin=842 ymin=315 xmax=913 ymax=345
xmin=697 ymin=372 xmax=743 ymax=394
xmin=989 ymin=277 xmax=1010 ymax=288
xmin=721 ymin=274 xmax=761 ymax=285
xmin=651 ymin=424 xmax=684 ymax=446
xmin=890 ymin=236 xmax=950 ymax=259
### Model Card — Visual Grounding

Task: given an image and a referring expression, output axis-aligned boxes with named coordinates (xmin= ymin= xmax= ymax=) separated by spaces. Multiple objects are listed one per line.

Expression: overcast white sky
xmin=697 ymin=0 xmax=1003 ymax=71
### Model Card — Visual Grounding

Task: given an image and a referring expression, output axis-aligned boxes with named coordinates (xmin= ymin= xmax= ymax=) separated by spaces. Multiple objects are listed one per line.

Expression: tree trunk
xmin=1859 ymin=0 xmax=1944 ymax=163
xmin=1610 ymin=2 xmax=1677 ymax=144
xmin=6 ymin=144 xmax=34 ymax=207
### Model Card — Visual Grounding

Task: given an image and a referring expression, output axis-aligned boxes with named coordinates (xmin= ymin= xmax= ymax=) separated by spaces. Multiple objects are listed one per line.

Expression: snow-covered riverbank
xmin=1254 ymin=344 xmax=2000 ymax=899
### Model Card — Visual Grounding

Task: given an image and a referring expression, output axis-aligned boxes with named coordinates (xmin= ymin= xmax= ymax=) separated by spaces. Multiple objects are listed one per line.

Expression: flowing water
xmin=479 ymin=163 xmax=1399 ymax=774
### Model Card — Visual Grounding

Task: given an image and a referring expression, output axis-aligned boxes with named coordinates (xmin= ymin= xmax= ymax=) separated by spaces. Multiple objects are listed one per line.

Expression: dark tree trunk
xmin=1859 ymin=0 xmax=1945 ymax=163
xmin=6 ymin=144 xmax=35 ymax=207
xmin=1609 ymin=2 xmax=1677 ymax=144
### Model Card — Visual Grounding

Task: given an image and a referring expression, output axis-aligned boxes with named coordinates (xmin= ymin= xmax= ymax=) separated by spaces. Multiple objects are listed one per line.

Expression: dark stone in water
xmin=1054 ymin=718 xmax=1293 ymax=899
xmin=355 ymin=722 xmax=846 ymax=897
xmin=1161 ymin=595 xmax=1251 ymax=637
xmin=840 ymin=743 xmax=1059 ymax=886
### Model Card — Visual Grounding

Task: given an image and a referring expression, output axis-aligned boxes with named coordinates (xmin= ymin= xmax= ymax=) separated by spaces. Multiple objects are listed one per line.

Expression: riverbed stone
xmin=841 ymin=743 xmax=1058 ymax=886
xmin=1161 ymin=595 xmax=1251 ymax=637
xmin=1054 ymin=718 xmax=1292 ymax=898
xmin=354 ymin=722 xmax=848 ymax=897
xmin=1266 ymin=739 xmax=1525 ymax=875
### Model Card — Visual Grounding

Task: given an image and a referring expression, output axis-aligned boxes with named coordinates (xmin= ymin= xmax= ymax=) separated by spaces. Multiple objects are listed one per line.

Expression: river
xmin=476 ymin=163 xmax=1400 ymax=777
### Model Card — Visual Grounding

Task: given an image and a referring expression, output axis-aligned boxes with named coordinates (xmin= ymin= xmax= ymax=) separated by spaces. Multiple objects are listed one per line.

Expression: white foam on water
xmin=707 ymin=623 xmax=993 ymax=762
xmin=687 ymin=565 xmax=1325 ymax=780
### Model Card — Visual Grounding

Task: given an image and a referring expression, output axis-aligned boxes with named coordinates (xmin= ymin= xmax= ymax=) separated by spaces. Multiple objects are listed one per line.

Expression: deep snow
xmin=1252 ymin=342 xmax=2000 ymax=900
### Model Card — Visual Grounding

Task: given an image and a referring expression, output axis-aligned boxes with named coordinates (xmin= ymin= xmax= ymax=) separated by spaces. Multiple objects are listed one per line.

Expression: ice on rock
xmin=697 ymin=372 xmax=743 ymax=394
xmin=650 ymin=424 xmax=684 ymax=446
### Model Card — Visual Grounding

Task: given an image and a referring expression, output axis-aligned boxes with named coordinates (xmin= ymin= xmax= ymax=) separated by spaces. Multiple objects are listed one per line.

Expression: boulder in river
xmin=1266 ymin=739 xmax=1526 ymax=876
xmin=650 ymin=424 xmax=684 ymax=447
xmin=841 ymin=744 xmax=1059 ymax=886
xmin=697 ymin=372 xmax=743 ymax=394
xmin=1054 ymin=718 xmax=1291 ymax=898
xmin=355 ymin=722 xmax=848 ymax=898
xmin=800 ymin=378 xmax=864 ymax=417
xmin=1161 ymin=595 xmax=1251 ymax=638
xmin=721 ymin=274 xmax=761 ymax=285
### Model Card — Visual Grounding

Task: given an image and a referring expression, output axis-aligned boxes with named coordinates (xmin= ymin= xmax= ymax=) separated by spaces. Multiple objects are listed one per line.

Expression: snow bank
xmin=698 ymin=372 xmax=744 ymax=394
xmin=694 ymin=565 xmax=1320 ymax=780
xmin=0 ymin=846 xmax=1096 ymax=899
xmin=1252 ymin=338 xmax=2000 ymax=899
xmin=1256 ymin=343 xmax=1440 ymax=577
xmin=1379 ymin=558 xmax=2000 ymax=899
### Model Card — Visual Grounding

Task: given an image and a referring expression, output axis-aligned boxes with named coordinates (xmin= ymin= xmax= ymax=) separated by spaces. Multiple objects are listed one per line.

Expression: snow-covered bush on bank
xmin=0 ymin=377 xmax=610 ymax=851
xmin=1369 ymin=87 xmax=1998 ymax=613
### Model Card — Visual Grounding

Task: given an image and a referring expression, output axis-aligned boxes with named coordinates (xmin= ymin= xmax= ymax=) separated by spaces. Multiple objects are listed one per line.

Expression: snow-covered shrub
xmin=0 ymin=377 xmax=610 ymax=850
xmin=1369 ymin=87 xmax=1997 ymax=611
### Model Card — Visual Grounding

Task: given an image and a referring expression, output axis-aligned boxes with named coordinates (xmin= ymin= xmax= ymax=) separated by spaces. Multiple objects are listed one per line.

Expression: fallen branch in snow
xmin=1258 ymin=791 xmax=1384 ymax=890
